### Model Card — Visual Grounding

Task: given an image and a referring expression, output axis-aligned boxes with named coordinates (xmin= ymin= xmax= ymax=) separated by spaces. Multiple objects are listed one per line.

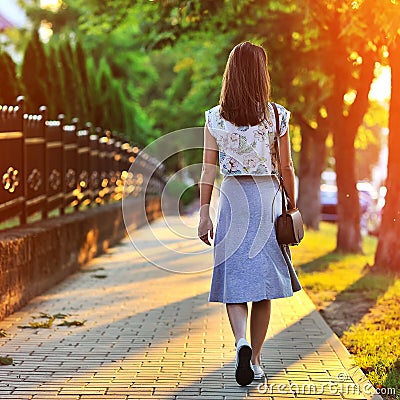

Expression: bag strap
xmin=271 ymin=103 xmax=282 ymax=176
xmin=271 ymin=102 xmax=287 ymax=216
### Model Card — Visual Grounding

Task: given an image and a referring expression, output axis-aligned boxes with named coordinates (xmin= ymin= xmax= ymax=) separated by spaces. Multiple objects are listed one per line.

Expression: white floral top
xmin=205 ymin=103 xmax=290 ymax=176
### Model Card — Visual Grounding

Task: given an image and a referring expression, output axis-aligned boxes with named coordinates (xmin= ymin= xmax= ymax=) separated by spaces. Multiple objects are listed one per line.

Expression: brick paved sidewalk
xmin=0 ymin=213 xmax=382 ymax=400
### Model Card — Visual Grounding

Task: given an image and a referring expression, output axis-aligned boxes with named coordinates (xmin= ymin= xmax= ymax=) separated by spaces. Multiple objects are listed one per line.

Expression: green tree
xmin=18 ymin=0 xmax=162 ymax=143
xmin=94 ymin=57 xmax=113 ymax=128
xmin=21 ymin=30 xmax=49 ymax=112
xmin=75 ymin=40 xmax=90 ymax=121
xmin=59 ymin=40 xmax=81 ymax=121
xmin=43 ymin=44 xmax=64 ymax=118
xmin=340 ymin=0 xmax=400 ymax=271
xmin=0 ymin=51 xmax=20 ymax=104
xmin=367 ymin=2 xmax=400 ymax=272
xmin=16 ymin=1 xmax=389 ymax=252
xmin=376 ymin=38 xmax=400 ymax=272
xmin=325 ymin=15 xmax=375 ymax=253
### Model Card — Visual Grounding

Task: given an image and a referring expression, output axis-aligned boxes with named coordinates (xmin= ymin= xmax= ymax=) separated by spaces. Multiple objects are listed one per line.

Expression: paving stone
xmin=0 ymin=214 xmax=380 ymax=400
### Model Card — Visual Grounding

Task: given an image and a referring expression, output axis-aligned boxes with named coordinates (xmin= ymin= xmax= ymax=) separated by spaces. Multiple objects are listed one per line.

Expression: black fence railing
xmin=0 ymin=97 xmax=165 ymax=227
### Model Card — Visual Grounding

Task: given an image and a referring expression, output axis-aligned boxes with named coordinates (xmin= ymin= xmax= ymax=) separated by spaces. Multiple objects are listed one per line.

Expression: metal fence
xmin=0 ymin=97 xmax=165 ymax=227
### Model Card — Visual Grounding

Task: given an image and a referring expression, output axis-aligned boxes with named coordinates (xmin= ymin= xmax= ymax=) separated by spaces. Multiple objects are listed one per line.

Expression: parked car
xmin=320 ymin=184 xmax=338 ymax=222
xmin=320 ymin=182 xmax=381 ymax=235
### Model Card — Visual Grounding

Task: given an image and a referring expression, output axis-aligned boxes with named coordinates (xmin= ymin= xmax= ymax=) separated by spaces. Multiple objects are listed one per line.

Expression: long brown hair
xmin=219 ymin=41 xmax=271 ymax=126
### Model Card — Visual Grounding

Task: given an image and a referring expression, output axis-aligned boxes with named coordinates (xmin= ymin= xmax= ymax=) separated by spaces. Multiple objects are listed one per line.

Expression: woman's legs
xmin=250 ymin=299 xmax=271 ymax=365
xmin=226 ymin=300 xmax=271 ymax=364
xmin=226 ymin=303 xmax=248 ymax=343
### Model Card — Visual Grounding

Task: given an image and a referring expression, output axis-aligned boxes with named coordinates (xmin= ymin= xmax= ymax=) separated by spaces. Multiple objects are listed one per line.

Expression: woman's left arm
xmin=198 ymin=123 xmax=218 ymax=245
xmin=279 ymin=127 xmax=297 ymax=209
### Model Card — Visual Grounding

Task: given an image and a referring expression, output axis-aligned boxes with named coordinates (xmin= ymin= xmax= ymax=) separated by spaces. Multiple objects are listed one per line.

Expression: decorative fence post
xmin=62 ymin=119 xmax=78 ymax=211
xmin=89 ymin=128 xmax=100 ymax=205
xmin=0 ymin=97 xmax=166 ymax=228
xmin=45 ymin=114 xmax=64 ymax=216
xmin=106 ymin=132 xmax=116 ymax=202
xmin=76 ymin=125 xmax=91 ymax=208
xmin=23 ymin=105 xmax=47 ymax=222
xmin=0 ymin=97 xmax=25 ymax=224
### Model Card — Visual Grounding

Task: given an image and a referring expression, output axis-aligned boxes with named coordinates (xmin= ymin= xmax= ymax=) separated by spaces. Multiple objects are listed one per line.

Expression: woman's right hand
xmin=198 ymin=216 xmax=214 ymax=246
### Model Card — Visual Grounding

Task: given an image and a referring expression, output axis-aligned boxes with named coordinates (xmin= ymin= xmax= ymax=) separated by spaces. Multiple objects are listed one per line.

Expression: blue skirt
xmin=208 ymin=175 xmax=302 ymax=303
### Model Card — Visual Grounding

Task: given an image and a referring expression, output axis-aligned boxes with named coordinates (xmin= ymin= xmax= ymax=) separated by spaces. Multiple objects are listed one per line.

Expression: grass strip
xmin=292 ymin=222 xmax=400 ymax=399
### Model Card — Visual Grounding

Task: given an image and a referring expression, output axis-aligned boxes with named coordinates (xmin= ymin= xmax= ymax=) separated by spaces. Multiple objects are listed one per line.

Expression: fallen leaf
xmin=52 ymin=313 xmax=70 ymax=319
xmin=92 ymin=274 xmax=107 ymax=279
xmin=0 ymin=357 xmax=13 ymax=365
xmin=57 ymin=320 xmax=86 ymax=327
xmin=33 ymin=312 xmax=52 ymax=319
xmin=33 ymin=312 xmax=70 ymax=320
xmin=19 ymin=317 xmax=55 ymax=329
xmin=81 ymin=267 xmax=105 ymax=273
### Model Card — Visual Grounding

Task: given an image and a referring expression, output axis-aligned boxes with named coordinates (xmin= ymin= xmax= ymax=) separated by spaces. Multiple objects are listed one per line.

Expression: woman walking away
xmin=198 ymin=41 xmax=302 ymax=387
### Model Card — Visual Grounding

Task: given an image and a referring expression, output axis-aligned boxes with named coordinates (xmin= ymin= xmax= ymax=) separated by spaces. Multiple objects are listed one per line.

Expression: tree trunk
xmin=374 ymin=40 xmax=400 ymax=272
xmin=297 ymin=128 xmax=327 ymax=229
xmin=331 ymin=51 xmax=375 ymax=253
xmin=333 ymin=125 xmax=362 ymax=253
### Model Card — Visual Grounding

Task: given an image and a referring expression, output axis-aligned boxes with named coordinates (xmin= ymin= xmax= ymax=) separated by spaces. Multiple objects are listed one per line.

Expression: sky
xmin=0 ymin=0 xmax=28 ymax=27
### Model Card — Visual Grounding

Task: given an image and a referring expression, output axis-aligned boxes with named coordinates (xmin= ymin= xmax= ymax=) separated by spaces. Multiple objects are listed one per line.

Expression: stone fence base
xmin=0 ymin=196 xmax=161 ymax=320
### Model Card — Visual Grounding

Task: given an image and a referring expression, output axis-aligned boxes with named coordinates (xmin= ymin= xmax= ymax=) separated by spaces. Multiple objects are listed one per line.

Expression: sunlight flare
xmin=40 ymin=0 xmax=62 ymax=12
xmin=369 ymin=64 xmax=391 ymax=102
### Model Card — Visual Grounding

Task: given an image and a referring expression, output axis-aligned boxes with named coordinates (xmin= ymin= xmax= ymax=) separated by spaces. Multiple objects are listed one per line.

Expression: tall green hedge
xmin=4 ymin=30 xmax=152 ymax=146
xmin=20 ymin=30 xmax=49 ymax=112
xmin=0 ymin=52 xmax=19 ymax=104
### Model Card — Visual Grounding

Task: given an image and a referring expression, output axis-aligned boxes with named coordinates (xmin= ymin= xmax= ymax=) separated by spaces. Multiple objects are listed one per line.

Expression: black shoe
xmin=235 ymin=338 xmax=254 ymax=386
